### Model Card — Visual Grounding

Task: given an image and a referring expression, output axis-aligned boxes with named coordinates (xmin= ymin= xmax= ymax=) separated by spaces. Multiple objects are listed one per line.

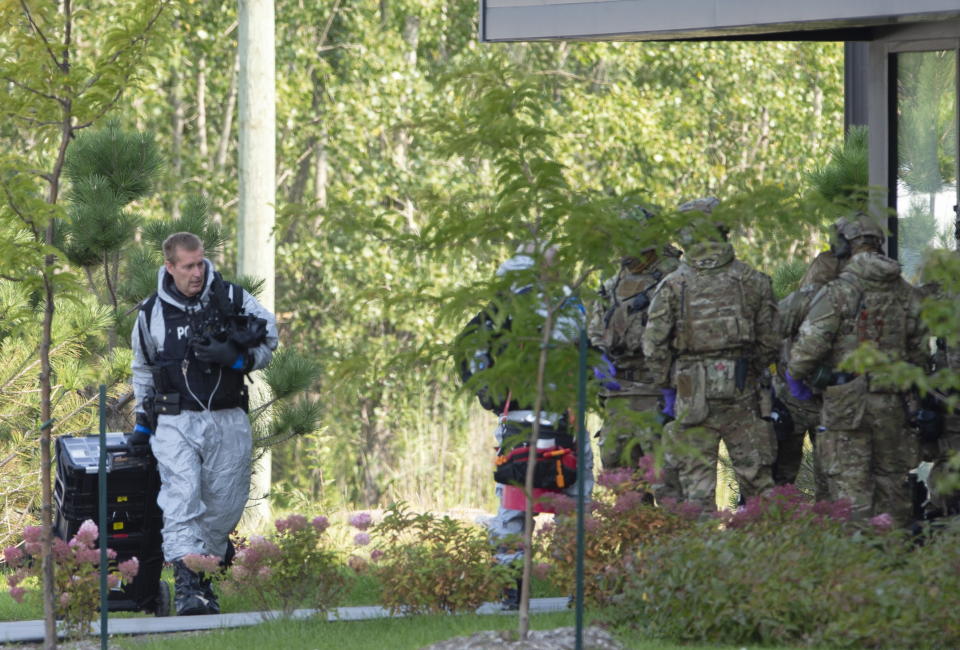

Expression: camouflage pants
xmin=665 ymin=394 xmax=776 ymax=511
xmin=777 ymin=394 xmax=829 ymax=501
xmin=818 ymin=392 xmax=915 ymax=527
xmin=598 ymin=393 xmax=682 ymax=502
xmin=927 ymin=414 xmax=960 ymax=516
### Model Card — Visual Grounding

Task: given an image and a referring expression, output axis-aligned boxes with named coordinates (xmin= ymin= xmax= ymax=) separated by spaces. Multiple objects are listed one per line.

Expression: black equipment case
xmin=54 ymin=433 xmax=170 ymax=616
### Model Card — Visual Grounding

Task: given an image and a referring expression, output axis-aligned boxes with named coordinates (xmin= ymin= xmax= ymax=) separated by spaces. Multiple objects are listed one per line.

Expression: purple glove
xmin=592 ymin=353 xmax=621 ymax=391
xmin=784 ymin=370 xmax=813 ymax=402
xmin=661 ymin=388 xmax=676 ymax=418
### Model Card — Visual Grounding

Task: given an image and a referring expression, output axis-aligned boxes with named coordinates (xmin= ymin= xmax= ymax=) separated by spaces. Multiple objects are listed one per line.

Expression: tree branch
xmin=1 ymin=76 xmax=62 ymax=105
xmin=19 ymin=0 xmax=62 ymax=70
xmin=77 ymin=1 xmax=167 ymax=95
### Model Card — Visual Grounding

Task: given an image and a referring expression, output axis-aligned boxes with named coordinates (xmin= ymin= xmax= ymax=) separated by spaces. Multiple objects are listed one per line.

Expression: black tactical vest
xmin=140 ymin=286 xmax=248 ymax=411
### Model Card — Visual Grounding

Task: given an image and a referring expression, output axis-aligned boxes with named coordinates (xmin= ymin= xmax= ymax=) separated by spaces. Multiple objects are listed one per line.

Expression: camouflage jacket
xmin=587 ymin=256 xmax=679 ymax=395
xmin=787 ymin=251 xmax=927 ymax=387
xmin=776 ymin=251 xmax=848 ymax=393
xmin=641 ymin=241 xmax=780 ymax=388
xmin=779 ymin=251 xmax=848 ymax=342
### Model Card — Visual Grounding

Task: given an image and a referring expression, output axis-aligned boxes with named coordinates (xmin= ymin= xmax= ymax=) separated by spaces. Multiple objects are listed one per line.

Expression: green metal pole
xmin=575 ymin=328 xmax=588 ymax=650
xmin=98 ymin=385 xmax=108 ymax=650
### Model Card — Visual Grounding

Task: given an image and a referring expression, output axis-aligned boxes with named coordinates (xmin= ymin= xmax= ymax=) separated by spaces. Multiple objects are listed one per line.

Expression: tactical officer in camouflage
xmin=774 ymin=217 xmax=855 ymax=493
xmin=787 ymin=215 xmax=927 ymax=527
xmin=920 ymin=255 xmax=960 ymax=518
xmin=642 ymin=197 xmax=779 ymax=511
xmin=587 ymin=211 xmax=683 ymax=501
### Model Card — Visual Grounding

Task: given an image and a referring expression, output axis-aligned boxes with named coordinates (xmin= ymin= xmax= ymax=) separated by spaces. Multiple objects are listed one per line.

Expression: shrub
xmin=601 ymin=485 xmax=960 ymax=648
xmin=220 ymin=513 xmax=345 ymax=618
xmin=5 ymin=520 xmax=138 ymax=638
xmin=370 ymin=502 xmax=514 ymax=614
xmin=535 ymin=460 xmax=695 ymax=605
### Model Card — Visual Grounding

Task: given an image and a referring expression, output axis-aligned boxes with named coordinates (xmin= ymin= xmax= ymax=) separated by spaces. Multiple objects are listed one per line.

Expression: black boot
xmin=198 ymin=574 xmax=220 ymax=615
xmin=173 ymin=560 xmax=215 ymax=616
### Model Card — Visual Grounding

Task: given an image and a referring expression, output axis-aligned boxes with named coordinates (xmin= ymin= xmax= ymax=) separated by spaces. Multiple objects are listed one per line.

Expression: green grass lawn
xmin=1 ymin=571 xmax=801 ymax=649
xmin=117 ymin=610 xmax=794 ymax=650
xmin=0 ymin=568 xmax=561 ymax=622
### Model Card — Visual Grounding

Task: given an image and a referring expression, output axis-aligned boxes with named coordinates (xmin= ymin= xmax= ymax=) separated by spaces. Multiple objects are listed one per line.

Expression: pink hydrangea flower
xmin=597 ymin=468 xmax=634 ymax=490
xmin=532 ymin=562 xmax=551 ymax=581
xmin=183 ymin=553 xmax=221 ymax=574
xmin=370 ymin=549 xmax=384 ymax=562
xmin=637 ymin=454 xmax=664 ymax=484
xmin=275 ymin=514 xmax=308 ymax=534
xmin=247 ymin=536 xmax=281 ymax=560
xmin=22 ymin=526 xmax=42 ymax=544
xmin=538 ymin=493 xmax=576 ymax=515
xmin=73 ymin=520 xmax=99 ymax=547
xmin=353 ymin=532 xmax=371 ymax=546
xmin=312 ymin=516 xmax=330 ymax=533
xmin=613 ymin=490 xmax=646 ymax=514
xmin=348 ymin=512 xmax=373 ymax=531
xmin=870 ymin=512 xmax=894 ymax=531
xmin=9 ymin=586 xmax=25 ymax=603
xmin=3 ymin=546 xmax=24 ymax=567
xmin=118 ymin=557 xmax=140 ymax=581
xmin=52 ymin=538 xmax=71 ymax=560
xmin=74 ymin=547 xmax=99 ymax=565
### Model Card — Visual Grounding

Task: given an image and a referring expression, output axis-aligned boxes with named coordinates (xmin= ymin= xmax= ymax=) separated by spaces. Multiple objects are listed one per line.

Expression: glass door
xmin=894 ymin=49 xmax=958 ymax=281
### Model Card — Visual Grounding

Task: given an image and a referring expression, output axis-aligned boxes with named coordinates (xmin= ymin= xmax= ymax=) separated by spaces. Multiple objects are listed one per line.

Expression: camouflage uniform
xmin=775 ymin=249 xmax=849 ymax=494
xmin=788 ymin=238 xmax=927 ymax=526
xmin=924 ymin=282 xmax=960 ymax=517
xmin=588 ymin=251 xmax=682 ymax=501
xmin=642 ymin=230 xmax=779 ymax=511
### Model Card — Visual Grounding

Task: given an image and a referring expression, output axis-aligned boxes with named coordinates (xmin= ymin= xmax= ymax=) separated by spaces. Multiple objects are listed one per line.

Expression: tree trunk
xmin=197 ymin=55 xmax=209 ymax=167
xmin=238 ymin=0 xmax=276 ymax=530
xmin=170 ymin=58 xmax=184 ymax=220
xmin=215 ymin=54 xmax=239 ymax=177
xmin=517 ymin=305 xmax=555 ymax=641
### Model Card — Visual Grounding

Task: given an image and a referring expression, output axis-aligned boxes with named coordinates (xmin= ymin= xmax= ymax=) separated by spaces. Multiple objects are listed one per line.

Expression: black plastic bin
xmin=54 ymin=433 xmax=170 ymax=616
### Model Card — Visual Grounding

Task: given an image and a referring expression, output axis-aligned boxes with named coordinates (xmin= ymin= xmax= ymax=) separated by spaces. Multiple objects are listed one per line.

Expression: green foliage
xmin=140 ymin=194 xmax=226 ymax=259
xmin=898 ymin=51 xmax=957 ymax=195
xmin=370 ymin=502 xmax=515 ymax=614
xmin=536 ymin=464 xmax=694 ymax=606
xmin=602 ymin=487 xmax=960 ymax=648
xmin=771 ymin=259 xmax=808 ymax=301
xmin=807 ymin=125 xmax=869 ymax=210
xmin=261 ymin=347 xmax=323 ymax=402
xmin=64 ymin=120 xmax=164 ymax=203
xmin=221 ymin=514 xmax=347 ymax=618
xmin=256 ymin=397 xmax=325 ymax=449
xmin=6 ymin=521 xmax=139 ymax=639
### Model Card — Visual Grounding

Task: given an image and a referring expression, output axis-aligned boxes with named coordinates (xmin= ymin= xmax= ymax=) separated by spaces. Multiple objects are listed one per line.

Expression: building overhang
xmin=480 ymin=1 xmax=960 ymax=43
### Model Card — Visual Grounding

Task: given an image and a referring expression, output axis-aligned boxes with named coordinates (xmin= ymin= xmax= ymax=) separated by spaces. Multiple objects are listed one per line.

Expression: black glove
xmin=127 ymin=414 xmax=153 ymax=455
xmin=193 ymin=337 xmax=244 ymax=368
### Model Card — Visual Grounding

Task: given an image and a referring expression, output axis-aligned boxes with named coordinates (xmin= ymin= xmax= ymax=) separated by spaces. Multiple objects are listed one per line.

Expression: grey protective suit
xmin=131 ymin=259 xmax=278 ymax=561
xmin=485 ymin=254 xmax=595 ymax=564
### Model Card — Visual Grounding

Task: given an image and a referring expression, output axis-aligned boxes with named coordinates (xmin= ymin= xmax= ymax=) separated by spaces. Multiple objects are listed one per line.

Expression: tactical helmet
xmin=829 ymin=216 xmax=852 ymax=259
xmin=677 ymin=196 xmax=720 ymax=215
xmin=678 ymin=197 xmax=727 ymax=244
xmin=838 ymin=213 xmax=885 ymax=245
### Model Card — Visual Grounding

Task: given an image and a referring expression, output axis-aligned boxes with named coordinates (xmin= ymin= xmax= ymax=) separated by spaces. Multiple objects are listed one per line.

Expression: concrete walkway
xmin=0 ymin=598 xmax=569 ymax=643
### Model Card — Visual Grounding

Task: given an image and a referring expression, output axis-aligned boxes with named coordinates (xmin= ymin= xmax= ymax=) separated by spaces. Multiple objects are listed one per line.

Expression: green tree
xmin=0 ymin=2 xmax=168 ymax=642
